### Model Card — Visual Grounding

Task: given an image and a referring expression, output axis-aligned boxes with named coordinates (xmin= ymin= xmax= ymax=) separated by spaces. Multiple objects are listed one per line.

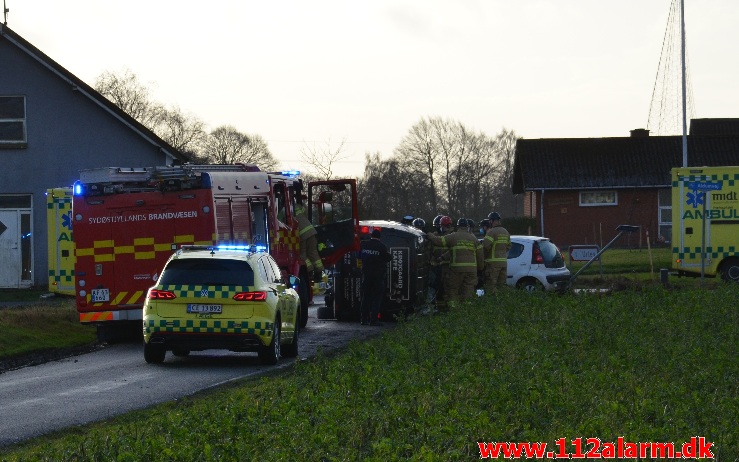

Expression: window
xmin=579 ymin=191 xmax=617 ymax=206
xmin=0 ymin=96 xmax=27 ymax=147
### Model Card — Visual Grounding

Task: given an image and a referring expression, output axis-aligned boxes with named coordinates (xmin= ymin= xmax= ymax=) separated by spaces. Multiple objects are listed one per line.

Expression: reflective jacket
xmin=428 ymin=230 xmax=482 ymax=273
xmin=483 ymin=225 xmax=511 ymax=266
xmin=294 ymin=205 xmax=317 ymax=240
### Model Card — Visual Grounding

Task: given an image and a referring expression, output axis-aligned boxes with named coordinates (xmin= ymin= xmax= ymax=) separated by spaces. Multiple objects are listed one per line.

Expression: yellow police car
xmin=143 ymin=245 xmax=300 ymax=365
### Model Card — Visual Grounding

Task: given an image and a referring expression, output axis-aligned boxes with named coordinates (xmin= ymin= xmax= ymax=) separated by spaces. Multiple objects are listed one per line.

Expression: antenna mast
xmin=3 ymin=0 xmax=8 ymax=25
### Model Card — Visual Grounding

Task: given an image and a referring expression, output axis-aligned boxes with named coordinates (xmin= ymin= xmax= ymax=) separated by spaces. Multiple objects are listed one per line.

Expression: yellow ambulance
xmin=671 ymin=166 xmax=739 ymax=281
xmin=46 ymin=187 xmax=75 ymax=295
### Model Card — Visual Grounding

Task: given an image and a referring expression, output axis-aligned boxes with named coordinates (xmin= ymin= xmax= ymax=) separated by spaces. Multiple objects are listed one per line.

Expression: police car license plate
xmin=91 ymin=289 xmax=109 ymax=302
xmin=187 ymin=304 xmax=222 ymax=314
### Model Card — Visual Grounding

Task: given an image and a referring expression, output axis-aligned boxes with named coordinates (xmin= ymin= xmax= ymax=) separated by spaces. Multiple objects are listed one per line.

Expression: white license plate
xmin=187 ymin=304 xmax=222 ymax=314
xmin=91 ymin=289 xmax=110 ymax=302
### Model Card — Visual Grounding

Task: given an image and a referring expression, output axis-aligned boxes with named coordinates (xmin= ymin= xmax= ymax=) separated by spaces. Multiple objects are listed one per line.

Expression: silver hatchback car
xmin=506 ymin=236 xmax=571 ymax=292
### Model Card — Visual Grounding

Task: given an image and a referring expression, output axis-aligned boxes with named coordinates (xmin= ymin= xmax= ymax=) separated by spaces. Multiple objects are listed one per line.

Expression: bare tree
xmin=94 ymin=68 xmax=162 ymax=128
xmin=152 ymin=105 xmax=207 ymax=154
xmin=394 ymin=117 xmax=441 ymax=214
xmin=299 ymin=138 xmax=348 ymax=180
xmin=201 ymin=125 xmax=278 ymax=170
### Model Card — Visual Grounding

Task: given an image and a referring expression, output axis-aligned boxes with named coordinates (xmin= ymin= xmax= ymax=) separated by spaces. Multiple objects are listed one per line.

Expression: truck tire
xmin=258 ymin=320 xmax=281 ymax=365
xmin=720 ymin=258 xmax=739 ymax=282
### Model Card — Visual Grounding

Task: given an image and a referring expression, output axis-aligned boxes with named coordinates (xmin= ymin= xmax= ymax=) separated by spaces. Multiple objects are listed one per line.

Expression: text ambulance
xmin=671 ymin=166 xmax=739 ymax=281
xmin=72 ymin=164 xmax=359 ymax=341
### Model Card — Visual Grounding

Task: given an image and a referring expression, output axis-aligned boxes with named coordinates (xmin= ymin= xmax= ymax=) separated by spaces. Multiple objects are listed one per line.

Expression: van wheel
xmin=144 ymin=342 xmax=166 ymax=364
xmin=258 ymin=320 xmax=281 ymax=365
xmin=517 ymin=278 xmax=543 ymax=293
xmin=316 ymin=305 xmax=334 ymax=320
xmin=720 ymin=258 xmax=739 ymax=282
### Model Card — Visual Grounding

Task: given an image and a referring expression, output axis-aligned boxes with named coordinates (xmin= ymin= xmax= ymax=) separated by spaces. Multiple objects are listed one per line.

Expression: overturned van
xmin=318 ymin=220 xmax=430 ymax=322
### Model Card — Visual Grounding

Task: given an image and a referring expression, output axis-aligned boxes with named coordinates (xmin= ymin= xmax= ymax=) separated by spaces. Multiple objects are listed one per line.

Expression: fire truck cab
xmin=72 ymin=164 xmax=358 ymax=341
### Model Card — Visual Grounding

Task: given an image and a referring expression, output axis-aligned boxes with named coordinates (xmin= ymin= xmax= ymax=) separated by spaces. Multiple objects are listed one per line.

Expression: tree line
xmin=95 ymin=69 xmax=524 ymax=224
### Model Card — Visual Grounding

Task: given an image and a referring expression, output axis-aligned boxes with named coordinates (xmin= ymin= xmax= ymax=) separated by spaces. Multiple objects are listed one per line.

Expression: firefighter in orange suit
xmin=482 ymin=211 xmax=511 ymax=294
xmin=428 ymin=217 xmax=483 ymax=305
xmin=295 ymin=196 xmax=324 ymax=280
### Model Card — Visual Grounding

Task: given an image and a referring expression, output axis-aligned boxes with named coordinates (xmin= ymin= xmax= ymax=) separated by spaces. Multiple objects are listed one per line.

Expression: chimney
xmin=630 ymin=128 xmax=650 ymax=137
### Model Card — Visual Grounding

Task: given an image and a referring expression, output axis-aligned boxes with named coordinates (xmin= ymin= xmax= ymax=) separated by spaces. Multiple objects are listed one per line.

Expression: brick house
xmin=511 ymin=119 xmax=739 ymax=249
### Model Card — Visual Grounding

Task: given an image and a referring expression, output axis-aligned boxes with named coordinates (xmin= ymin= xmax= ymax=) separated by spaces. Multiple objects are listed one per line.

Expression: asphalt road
xmin=0 ymin=304 xmax=383 ymax=448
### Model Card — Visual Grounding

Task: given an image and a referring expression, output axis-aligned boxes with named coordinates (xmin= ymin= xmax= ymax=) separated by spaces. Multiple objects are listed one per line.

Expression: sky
xmin=7 ymin=0 xmax=739 ymax=177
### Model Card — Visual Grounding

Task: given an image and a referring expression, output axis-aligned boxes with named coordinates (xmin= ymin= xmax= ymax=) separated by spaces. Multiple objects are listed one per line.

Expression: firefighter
xmin=360 ymin=228 xmax=392 ymax=325
xmin=401 ymin=215 xmax=414 ymax=225
xmin=295 ymin=195 xmax=324 ymax=280
xmin=411 ymin=217 xmax=426 ymax=232
xmin=482 ymin=211 xmax=511 ymax=294
xmin=428 ymin=217 xmax=483 ymax=306
xmin=427 ymin=215 xmax=452 ymax=312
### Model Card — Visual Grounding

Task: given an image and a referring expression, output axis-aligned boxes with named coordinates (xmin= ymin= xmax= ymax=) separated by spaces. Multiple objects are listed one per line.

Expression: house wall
xmin=535 ymin=188 xmax=662 ymax=250
xmin=0 ymin=39 xmax=171 ymax=287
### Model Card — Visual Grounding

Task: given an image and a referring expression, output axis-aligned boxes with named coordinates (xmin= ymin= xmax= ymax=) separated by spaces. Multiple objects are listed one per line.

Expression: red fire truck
xmin=72 ymin=163 xmax=359 ymax=341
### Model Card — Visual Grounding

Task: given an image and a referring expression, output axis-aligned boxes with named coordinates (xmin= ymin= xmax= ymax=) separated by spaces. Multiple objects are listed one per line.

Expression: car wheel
xmin=144 ymin=342 xmax=166 ymax=364
xmin=171 ymin=349 xmax=190 ymax=357
xmin=720 ymin=258 xmax=739 ymax=282
xmin=282 ymin=313 xmax=299 ymax=358
xmin=258 ymin=319 xmax=281 ymax=365
xmin=517 ymin=278 xmax=543 ymax=293
xmin=298 ymin=275 xmax=310 ymax=329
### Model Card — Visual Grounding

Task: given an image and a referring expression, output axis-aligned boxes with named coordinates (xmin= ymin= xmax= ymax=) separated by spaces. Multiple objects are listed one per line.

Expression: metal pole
xmin=681 ymin=0 xmax=688 ymax=167
xmin=569 ymin=225 xmax=640 ymax=285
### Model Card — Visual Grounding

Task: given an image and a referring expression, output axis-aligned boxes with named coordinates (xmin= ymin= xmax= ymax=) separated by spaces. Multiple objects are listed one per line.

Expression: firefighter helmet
xmin=479 ymin=218 xmax=492 ymax=228
xmin=401 ymin=215 xmax=414 ymax=225
xmin=432 ymin=215 xmax=442 ymax=227
xmin=439 ymin=216 xmax=452 ymax=227
xmin=457 ymin=217 xmax=469 ymax=228
xmin=488 ymin=211 xmax=502 ymax=221
xmin=412 ymin=218 xmax=426 ymax=230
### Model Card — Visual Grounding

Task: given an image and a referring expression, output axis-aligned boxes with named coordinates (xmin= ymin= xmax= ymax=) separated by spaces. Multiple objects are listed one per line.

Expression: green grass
xmin=2 ymin=287 xmax=737 ymax=461
xmin=0 ymin=288 xmax=55 ymax=303
xmin=0 ymin=300 xmax=97 ymax=358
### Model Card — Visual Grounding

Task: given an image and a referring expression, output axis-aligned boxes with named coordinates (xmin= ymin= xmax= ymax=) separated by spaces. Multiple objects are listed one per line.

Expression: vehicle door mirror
xmin=289 ymin=275 xmax=300 ymax=290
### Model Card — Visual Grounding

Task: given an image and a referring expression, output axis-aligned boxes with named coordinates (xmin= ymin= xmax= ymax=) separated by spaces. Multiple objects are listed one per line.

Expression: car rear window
xmin=507 ymin=242 xmax=524 ymax=259
xmin=537 ymin=240 xmax=565 ymax=268
xmin=159 ymin=259 xmax=254 ymax=286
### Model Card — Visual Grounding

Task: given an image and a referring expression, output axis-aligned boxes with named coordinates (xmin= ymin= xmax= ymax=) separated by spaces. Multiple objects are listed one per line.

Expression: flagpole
xmin=681 ymin=0 xmax=688 ymax=167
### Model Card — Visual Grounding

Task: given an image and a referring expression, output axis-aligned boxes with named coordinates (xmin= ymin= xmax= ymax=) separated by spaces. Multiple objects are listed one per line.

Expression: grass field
xmin=1 ymin=286 xmax=737 ymax=461
xmin=0 ymin=300 xmax=96 ymax=359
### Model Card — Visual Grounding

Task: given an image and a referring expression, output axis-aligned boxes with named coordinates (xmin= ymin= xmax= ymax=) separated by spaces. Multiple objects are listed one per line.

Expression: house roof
xmin=512 ymin=130 xmax=739 ymax=193
xmin=689 ymin=118 xmax=739 ymax=136
xmin=0 ymin=24 xmax=190 ymax=163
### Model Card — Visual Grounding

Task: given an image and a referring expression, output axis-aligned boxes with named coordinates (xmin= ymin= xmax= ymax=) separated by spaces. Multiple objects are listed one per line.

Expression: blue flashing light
xmin=73 ymin=181 xmax=83 ymax=196
xmin=254 ymin=245 xmax=267 ymax=252
xmin=216 ymin=244 xmax=252 ymax=251
xmin=280 ymin=170 xmax=300 ymax=178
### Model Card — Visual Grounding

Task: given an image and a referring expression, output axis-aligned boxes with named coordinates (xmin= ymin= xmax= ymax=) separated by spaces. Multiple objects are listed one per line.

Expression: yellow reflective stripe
xmin=127 ymin=291 xmax=144 ymax=305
